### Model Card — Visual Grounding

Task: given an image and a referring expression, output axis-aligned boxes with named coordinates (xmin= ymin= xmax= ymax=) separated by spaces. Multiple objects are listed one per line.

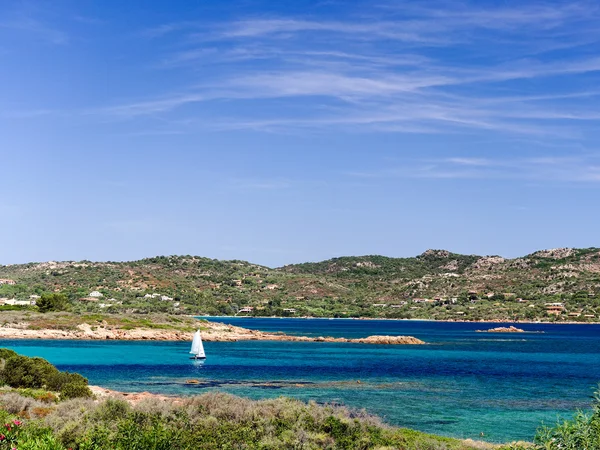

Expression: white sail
xmin=190 ymin=330 xmax=200 ymax=354
xmin=190 ymin=330 xmax=206 ymax=358
xmin=196 ymin=333 xmax=206 ymax=358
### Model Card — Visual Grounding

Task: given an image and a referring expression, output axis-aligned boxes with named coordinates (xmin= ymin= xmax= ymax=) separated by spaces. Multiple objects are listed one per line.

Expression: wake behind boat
xmin=189 ymin=329 xmax=206 ymax=359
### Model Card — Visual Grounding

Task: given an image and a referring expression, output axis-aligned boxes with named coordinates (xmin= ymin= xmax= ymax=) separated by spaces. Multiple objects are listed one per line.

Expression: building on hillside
xmin=89 ymin=291 xmax=103 ymax=298
xmin=2 ymin=299 xmax=33 ymax=306
xmin=30 ymin=295 xmax=41 ymax=300
xmin=283 ymin=308 xmax=296 ymax=314
xmin=160 ymin=295 xmax=173 ymax=301
xmin=0 ymin=279 xmax=16 ymax=285
xmin=390 ymin=302 xmax=407 ymax=308
xmin=238 ymin=306 xmax=254 ymax=313
xmin=545 ymin=302 xmax=565 ymax=315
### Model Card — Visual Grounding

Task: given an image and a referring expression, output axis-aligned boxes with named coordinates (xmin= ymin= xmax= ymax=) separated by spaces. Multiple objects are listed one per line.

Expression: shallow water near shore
xmin=2 ymin=318 xmax=600 ymax=443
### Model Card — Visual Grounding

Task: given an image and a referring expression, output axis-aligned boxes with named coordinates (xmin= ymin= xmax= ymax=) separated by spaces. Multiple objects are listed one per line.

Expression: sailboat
xmin=189 ymin=330 xmax=206 ymax=360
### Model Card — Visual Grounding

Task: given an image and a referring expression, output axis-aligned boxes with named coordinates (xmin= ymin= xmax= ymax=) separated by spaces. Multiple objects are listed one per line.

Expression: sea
xmin=2 ymin=317 xmax=600 ymax=443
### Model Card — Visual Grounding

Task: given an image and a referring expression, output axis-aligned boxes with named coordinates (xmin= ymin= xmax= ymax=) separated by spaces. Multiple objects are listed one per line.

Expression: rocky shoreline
xmin=0 ymin=321 xmax=424 ymax=345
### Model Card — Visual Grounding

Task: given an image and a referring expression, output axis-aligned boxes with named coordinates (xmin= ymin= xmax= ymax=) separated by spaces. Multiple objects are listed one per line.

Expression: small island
xmin=476 ymin=326 xmax=525 ymax=333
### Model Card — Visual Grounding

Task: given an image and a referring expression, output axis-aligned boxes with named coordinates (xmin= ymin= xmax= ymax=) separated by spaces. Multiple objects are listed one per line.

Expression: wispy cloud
xmin=346 ymin=153 xmax=600 ymax=183
xmin=88 ymin=1 xmax=600 ymax=140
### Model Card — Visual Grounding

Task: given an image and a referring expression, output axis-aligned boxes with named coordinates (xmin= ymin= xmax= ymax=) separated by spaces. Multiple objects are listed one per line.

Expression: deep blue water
xmin=2 ymin=318 xmax=600 ymax=443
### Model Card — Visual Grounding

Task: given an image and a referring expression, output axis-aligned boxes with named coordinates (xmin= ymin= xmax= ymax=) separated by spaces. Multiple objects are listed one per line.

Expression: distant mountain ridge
xmin=1 ymin=247 xmax=599 ymax=320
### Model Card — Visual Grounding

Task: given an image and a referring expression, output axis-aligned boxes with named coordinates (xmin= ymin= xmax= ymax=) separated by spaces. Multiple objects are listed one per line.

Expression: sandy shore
xmin=0 ymin=321 xmax=424 ymax=345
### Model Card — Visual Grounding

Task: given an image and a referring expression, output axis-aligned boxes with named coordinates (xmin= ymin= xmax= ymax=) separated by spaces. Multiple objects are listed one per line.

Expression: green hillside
xmin=1 ymin=247 xmax=600 ymax=321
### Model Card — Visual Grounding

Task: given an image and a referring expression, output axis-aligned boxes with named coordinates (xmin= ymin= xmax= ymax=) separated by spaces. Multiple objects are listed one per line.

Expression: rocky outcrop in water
xmin=476 ymin=326 xmax=525 ymax=333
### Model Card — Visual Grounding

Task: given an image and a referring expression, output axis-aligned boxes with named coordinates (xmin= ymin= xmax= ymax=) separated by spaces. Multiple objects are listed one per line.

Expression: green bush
xmin=525 ymin=384 xmax=600 ymax=449
xmin=60 ymin=383 xmax=92 ymax=401
xmin=1 ymin=356 xmax=57 ymax=389
xmin=0 ymin=349 xmax=91 ymax=400
xmin=36 ymin=293 xmax=69 ymax=313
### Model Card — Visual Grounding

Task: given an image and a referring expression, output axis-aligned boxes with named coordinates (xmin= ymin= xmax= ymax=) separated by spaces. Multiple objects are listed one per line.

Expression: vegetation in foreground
xmin=1 ymin=248 xmax=600 ymax=321
xmin=0 ymin=391 xmax=491 ymax=450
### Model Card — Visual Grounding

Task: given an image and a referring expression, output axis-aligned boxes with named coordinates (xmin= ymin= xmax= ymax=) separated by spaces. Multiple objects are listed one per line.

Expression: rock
xmin=476 ymin=326 xmax=525 ymax=333
xmin=354 ymin=335 xmax=425 ymax=345
xmin=533 ymin=248 xmax=575 ymax=259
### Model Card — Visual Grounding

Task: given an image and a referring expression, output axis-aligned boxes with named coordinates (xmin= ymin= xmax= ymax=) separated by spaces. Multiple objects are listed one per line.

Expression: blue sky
xmin=1 ymin=0 xmax=600 ymax=267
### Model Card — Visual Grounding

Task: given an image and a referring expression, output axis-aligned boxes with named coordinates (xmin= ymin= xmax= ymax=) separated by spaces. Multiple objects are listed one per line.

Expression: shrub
xmin=529 ymin=384 xmax=600 ymax=449
xmin=15 ymin=389 xmax=57 ymax=404
xmin=0 ymin=349 xmax=91 ymax=399
xmin=0 ymin=392 xmax=45 ymax=415
xmin=1 ymin=355 xmax=57 ymax=389
xmin=91 ymin=398 xmax=129 ymax=422
xmin=60 ymin=383 xmax=92 ymax=401
xmin=36 ymin=293 xmax=69 ymax=313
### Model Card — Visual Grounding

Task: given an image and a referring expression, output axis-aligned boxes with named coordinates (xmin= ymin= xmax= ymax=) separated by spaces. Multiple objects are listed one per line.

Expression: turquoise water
xmin=2 ymin=318 xmax=600 ymax=443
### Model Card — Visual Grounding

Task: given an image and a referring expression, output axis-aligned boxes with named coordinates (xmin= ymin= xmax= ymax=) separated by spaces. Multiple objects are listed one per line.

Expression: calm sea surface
xmin=2 ymin=318 xmax=600 ymax=443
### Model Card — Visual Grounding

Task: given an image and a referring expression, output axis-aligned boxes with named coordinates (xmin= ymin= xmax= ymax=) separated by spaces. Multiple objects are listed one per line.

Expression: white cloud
xmin=345 ymin=153 xmax=600 ymax=183
xmin=88 ymin=1 xmax=600 ymax=140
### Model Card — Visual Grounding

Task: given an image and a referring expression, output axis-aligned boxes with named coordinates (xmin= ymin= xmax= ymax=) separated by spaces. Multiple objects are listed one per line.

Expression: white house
xmin=3 ymin=299 xmax=33 ymax=306
xmin=89 ymin=291 xmax=104 ymax=298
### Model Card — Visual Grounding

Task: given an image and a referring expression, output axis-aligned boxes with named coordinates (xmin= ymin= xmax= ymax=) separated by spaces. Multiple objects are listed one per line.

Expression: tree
xmin=36 ymin=293 xmax=69 ymax=313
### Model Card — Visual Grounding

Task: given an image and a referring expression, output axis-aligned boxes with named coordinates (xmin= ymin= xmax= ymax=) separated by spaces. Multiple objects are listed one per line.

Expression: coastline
xmin=200 ymin=315 xmax=600 ymax=325
xmin=0 ymin=321 xmax=424 ymax=344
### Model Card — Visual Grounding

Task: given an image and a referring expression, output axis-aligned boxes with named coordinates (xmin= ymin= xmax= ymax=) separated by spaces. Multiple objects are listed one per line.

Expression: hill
xmin=1 ymin=248 xmax=599 ymax=321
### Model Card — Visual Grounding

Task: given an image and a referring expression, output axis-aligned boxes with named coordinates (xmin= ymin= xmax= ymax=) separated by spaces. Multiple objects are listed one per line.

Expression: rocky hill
xmin=1 ymin=248 xmax=599 ymax=321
